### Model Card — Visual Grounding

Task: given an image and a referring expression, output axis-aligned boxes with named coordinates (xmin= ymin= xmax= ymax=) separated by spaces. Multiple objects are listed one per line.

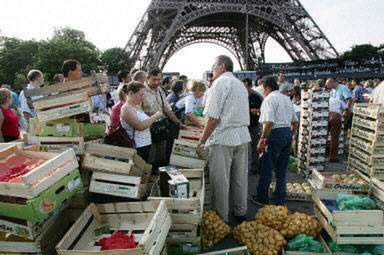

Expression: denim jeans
xmin=256 ymin=127 xmax=292 ymax=205
xmin=248 ymin=126 xmax=261 ymax=174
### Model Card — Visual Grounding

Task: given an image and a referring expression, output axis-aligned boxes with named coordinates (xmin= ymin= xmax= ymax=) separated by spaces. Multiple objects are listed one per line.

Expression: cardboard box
xmin=160 ymin=166 xmax=190 ymax=199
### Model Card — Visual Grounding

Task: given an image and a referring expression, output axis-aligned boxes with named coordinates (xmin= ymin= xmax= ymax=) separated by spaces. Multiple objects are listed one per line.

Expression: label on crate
xmin=354 ymin=116 xmax=381 ymax=131
xmin=325 ymin=183 xmax=369 ymax=192
xmin=90 ymin=181 xmax=139 ymax=198
xmin=67 ymin=177 xmax=82 ymax=191
xmin=56 ymin=124 xmax=71 ymax=133
xmin=286 ymin=192 xmax=311 ymax=201
xmin=0 ymin=219 xmax=33 ymax=239
xmin=354 ymin=106 xmax=383 ymax=119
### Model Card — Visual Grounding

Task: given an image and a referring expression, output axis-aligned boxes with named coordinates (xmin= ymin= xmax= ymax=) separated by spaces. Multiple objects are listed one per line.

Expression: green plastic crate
xmin=0 ymin=169 xmax=83 ymax=223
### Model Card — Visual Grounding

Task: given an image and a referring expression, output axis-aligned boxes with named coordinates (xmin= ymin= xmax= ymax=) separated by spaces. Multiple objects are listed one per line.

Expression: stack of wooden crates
xmin=298 ymin=89 xmax=330 ymax=176
xmin=24 ymin=73 xmax=109 ymax=155
xmin=311 ymin=104 xmax=384 ymax=246
xmin=81 ymin=143 xmax=154 ymax=200
xmin=0 ymin=145 xmax=83 ymax=254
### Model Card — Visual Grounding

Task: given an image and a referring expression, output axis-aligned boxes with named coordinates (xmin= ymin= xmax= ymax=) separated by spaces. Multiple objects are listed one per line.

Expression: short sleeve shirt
xmin=185 ymin=94 xmax=204 ymax=114
xmin=203 ymin=72 xmax=251 ymax=146
xmin=330 ymin=84 xmax=352 ymax=102
xmin=142 ymin=85 xmax=171 ymax=116
xmin=259 ymin=91 xmax=298 ymax=129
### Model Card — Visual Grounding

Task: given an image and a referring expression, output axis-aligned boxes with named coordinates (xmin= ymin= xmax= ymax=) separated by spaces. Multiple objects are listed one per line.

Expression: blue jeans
xmin=257 ymin=127 xmax=292 ymax=205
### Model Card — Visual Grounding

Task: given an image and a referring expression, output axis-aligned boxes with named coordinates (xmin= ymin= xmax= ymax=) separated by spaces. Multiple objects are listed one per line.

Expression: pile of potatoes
xmin=202 ymin=210 xmax=231 ymax=249
xmin=233 ymin=221 xmax=286 ymax=255
xmin=330 ymin=174 xmax=366 ymax=184
xmin=255 ymin=205 xmax=289 ymax=231
xmin=279 ymin=212 xmax=322 ymax=238
xmin=271 ymin=182 xmax=311 ymax=194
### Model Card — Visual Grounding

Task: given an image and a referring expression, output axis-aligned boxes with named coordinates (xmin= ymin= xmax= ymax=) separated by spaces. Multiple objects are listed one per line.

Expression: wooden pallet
xmin=0 ymin=146 xmax=78 ymax=199
xmin=313 ymin=190 xmax=384 ymax=244
xmin=149 ymin=169 xmax=204 ymax=243
xmin=56 ymin=200 xmax=171 ymax=255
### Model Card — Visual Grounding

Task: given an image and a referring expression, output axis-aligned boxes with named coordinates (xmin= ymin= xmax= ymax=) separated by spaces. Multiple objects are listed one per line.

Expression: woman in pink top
xmin=108 ymin=84 xmax=128 ymax=134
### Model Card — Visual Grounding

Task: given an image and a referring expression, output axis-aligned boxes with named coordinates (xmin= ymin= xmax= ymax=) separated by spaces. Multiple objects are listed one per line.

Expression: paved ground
xmin=203 ymin=154 xmax=349 ymax=253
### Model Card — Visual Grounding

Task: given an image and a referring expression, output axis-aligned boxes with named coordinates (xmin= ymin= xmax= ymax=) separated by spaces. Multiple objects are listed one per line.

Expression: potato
xmin=202 ymin=210 xmax=231 ymax=249
xmin=279 ymin=212 xmax=322 ymax=238
xmin=234 ymin=221 xmax=286 ymax=255
xmin=255 ymin=205 xmax=289 ymax=231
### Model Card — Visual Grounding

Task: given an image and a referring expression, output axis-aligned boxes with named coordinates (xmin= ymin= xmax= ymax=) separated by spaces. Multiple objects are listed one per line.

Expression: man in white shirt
xmin=197 ymin=55 xmax=251 ymax=223
xmin=19 ymin=70 xmax=44 ymax=121
xmin=326 ymin=79 xmax=348 ymax=163
xmin=252 ymin=76 xmax=298 ymax=206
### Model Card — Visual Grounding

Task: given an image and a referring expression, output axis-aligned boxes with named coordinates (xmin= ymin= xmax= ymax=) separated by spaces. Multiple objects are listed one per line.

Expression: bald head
xmin=325 ymin=78 xmax=337 ymax=89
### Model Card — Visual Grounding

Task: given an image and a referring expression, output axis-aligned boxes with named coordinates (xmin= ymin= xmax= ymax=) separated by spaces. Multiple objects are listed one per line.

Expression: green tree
xmin=0 ymin=37 xmax=40 ymax=90
xmin=100 ymin=47 xmax=133 ymax=74
xmin=34 ymin=27 xmax=101 ymax=81
xmin=343 ymin=44 xmax=380 ymax=59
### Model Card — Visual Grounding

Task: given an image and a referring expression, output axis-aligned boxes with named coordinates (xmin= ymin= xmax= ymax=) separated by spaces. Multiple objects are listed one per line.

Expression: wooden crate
xmin=172 ymin=139 xmax=206 ymax=159
xmin=198 ymin=246 xmax=249 ymax=255
xmin=349 ymin=145 xmax=384 ymax=166
xmin=34 ymin=92 xmax=92 ymax=122
xmin=149 ymin=169 xmax=204 ymax=241
xmin=282 ymin=235 xmax=331 ymax=255
xmin=83 ymin=143 xmax=151 ymax=177
xmin=351 ymin=126 xmax=384 ymax=145
xmin=0 ymin=169 xmax=82 ymax=223
xmin=0 ymin=206 xmax=79 ymax=254
xmin=29 ymin=117 xmax=106 ymax=138
xmin=348 ymin=155 xmax=384 ymax=180
xmin=170 ymin=154 xmax=206 ymax=169
xmin=350 ymin=136 xmax=384 ymax=156
xmin=178 ymin=127 xmax=203 ymax=142
xmin=270 ymin=181 xmax=312 ymax=201
xmin=313 ymin=190 xmax=384 ymax=244
xmin=310 ymin=169 xmax=369 ymax=193
xmin=352 ymin=115 xmax=384 ymax=132
xmin=84 ymin=143 xmax=153 ymax=199
xmin=24 ymin=73 xmax=109 ymax=99
xmin=0 ymin=146 xmax=78 ymax=199
xmin=56 ymin=200 xmax=171 ymax=255
xmin=353 ymin=103 xmax=384 ymax=120
xmin=185 ymin=116 xmax=206 ymax=127
xmin=24 ymin=134 xmax=86 ymax=155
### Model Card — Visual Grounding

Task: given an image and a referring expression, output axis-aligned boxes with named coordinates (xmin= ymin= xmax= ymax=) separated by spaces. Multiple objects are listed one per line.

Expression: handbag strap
xmin=157 ymin=88 xmax=166 ymax=112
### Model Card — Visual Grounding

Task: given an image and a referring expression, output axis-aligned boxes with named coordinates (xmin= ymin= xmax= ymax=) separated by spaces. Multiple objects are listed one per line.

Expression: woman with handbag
xmin=120 ymin=82 xmax=163 ymax=161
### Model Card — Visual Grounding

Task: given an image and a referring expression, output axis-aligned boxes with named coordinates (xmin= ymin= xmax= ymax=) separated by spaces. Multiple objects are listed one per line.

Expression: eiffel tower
xmin=124 ymin=0 xmax=339 ymax=70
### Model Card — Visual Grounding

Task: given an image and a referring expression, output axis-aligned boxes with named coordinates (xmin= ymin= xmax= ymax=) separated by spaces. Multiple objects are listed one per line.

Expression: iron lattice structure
xmin=124 ymin=0 xmax=339 ymax=70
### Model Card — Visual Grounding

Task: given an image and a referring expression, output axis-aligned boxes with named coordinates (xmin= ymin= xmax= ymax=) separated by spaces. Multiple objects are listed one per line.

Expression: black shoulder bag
xmin=150 ymin=90 xmax=171 ymax=143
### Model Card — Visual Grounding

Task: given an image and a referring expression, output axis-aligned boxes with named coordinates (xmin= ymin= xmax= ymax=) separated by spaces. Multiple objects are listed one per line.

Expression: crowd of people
xmin=0 ymin=54 xmax=383 ymax=225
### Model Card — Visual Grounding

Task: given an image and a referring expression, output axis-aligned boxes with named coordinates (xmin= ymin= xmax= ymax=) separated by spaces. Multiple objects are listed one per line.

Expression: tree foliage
xmin=100 ymin=47 xmax=133 ymax=74
xmin=0 ymin=37 xmax=39 ymax=89
xmin=34 ymin=27 xmax=101 ymax=81
xmin=343 ymin=43 xmax=383 ymax=59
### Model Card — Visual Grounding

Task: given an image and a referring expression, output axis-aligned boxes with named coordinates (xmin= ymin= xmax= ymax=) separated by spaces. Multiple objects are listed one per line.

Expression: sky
xmin=0 ymin=0 xmax=383 ymax=79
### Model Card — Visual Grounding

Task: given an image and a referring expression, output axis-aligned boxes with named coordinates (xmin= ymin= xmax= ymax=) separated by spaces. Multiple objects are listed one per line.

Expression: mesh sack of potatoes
xmin=233 ymin=221 xmax=286 ymax=255
xmin=202 ymin=210 xmax=231 ymax=249
xmin=254 ymin=205 xmax=289 ymax=231
xmin=279 ymin=212 xmax=322 ymax=238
